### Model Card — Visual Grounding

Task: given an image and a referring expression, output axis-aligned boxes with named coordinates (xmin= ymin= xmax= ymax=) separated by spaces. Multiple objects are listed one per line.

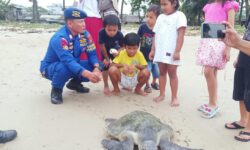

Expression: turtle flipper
xmin=102 ymin=138 xmax=134 ymax=150
xmin=102 ymin=139 xmax=121 ymax=150
xmin=121 ymin=137 xmax=134 ymax=150
xmin=159 ymin=138 xmax=202 ymax=150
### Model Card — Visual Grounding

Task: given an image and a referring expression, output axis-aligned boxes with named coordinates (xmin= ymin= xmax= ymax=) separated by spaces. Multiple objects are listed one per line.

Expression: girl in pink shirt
xmin=196 ymin=0 xmax=239 ymax=118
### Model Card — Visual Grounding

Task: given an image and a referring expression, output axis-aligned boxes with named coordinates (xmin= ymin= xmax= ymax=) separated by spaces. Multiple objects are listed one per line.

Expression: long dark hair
xmin=209 ymin=0 xmax=232 ymax=7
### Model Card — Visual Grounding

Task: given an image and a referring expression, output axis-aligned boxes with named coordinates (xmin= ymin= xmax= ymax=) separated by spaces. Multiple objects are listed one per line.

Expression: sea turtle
xmin=102 ymin=111 xmax=201 ymax=150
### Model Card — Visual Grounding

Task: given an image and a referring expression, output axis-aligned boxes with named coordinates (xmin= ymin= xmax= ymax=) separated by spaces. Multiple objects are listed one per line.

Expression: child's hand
xmin=122 ymin=64 xmax=129 ymax=75
xmin=149 ymin=51 xmax=155 ymax=61
xmin=93 ymin=68 xmax=102 ymax=81
xmin=173 ymin=51 xmax=180 ymax=60
xmin=128 ymin=64 xmax=136 ymax=74
xmin=103 ymin=59 xmax=110 ymax=67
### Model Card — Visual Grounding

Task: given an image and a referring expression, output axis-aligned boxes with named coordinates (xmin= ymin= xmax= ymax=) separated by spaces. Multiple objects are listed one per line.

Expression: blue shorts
xmin=147 ymin=61 xmax=159 ymax=78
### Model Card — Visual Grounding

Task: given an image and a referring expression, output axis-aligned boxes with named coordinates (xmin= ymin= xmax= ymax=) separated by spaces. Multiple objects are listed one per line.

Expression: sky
xmin=10 ymin=0 xmax=131 ymax=13
xmin=10 ymin=0 xmax=76 ymax=8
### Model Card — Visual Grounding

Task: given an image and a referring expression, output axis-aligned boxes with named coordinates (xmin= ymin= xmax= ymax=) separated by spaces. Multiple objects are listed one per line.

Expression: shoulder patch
xmin=61 ymin=38 xmax=69 ymax=50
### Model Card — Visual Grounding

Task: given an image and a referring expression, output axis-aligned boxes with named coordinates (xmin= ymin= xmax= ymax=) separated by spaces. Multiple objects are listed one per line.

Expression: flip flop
xmin=225 ymin=121 xmax=245 ymax=129
xmin=235 ymin=131 xmax=250 ymax=142
xmin=201 ymin=106 xmax=220 ymax=119
xmin=197 ymin=104 xmax=209 ymax=113
xmin=151 ymin=83 xmax=159 ymax=90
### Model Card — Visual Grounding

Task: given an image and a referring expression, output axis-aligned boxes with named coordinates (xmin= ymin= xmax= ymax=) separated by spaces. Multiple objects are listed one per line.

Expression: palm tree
xmin=246 ymin=0 xmax=249 ymax=18
xmin=0 ymin=0 xmax=11 ymax=20
xmin=30 ymin=0 xmax=39 ymax=22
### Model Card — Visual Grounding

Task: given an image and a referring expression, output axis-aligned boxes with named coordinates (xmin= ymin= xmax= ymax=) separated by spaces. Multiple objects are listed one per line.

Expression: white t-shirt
xmin=75 ymin=0 xmax=101 ymax=18
xmin=153 ymin=11 xmax=187 ymax=65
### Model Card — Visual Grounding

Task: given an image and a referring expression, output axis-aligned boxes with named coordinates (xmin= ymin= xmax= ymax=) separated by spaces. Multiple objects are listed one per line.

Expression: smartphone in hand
xmin=201 ymin=23 xmax=226 ymax=39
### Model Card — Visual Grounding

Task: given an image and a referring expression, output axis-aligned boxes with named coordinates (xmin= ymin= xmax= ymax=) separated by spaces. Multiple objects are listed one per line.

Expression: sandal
xmin=198 ymin=104 xmax=209 ymax=113
xmin=225 ymin=121 xmax=245 ymax=129
xmin=151 ymin=83 xmax=159 ymax=90
xmin=201 ymin=106 xmax=220 ymax=119
xmin=235 ymin=131 xmax=250 ymax=142
xmin=144 ymin=85 xmax=152 ymax=93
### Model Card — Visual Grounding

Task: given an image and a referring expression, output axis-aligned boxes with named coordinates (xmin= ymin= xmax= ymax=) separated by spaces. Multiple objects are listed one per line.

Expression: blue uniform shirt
xmin=40 ymin=25 xmax=98 ymax=77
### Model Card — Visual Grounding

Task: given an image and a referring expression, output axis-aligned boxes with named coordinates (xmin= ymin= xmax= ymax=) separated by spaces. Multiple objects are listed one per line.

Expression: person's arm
xmin=52 ymin=37 xmax=100 ymax=83
xmin=99 ymin=30 xmax=109 ymax=61
xmin=111 ymin=63 xmax=126 ymax=68
xmin=223 ymin=9 xmax=236 ymax=61
xmin=173 ymin=27 xmax=186 ymax=60
xmin=222 ymin=22 xmax=250 ymax=56
xmin=135 ymin=52 xmax=147 ymax=70
xmin=100 ymin=44 xmax=109 ymax=60
xmin=52 ymin=37 xmax=85 ymax=76
xmin=234 ymin=40 xmax=250 ymax=56
xmin=135 ymin=64 xmax=147 ymax=70
xmin=149 ymin=37 xmax=155 ymax=60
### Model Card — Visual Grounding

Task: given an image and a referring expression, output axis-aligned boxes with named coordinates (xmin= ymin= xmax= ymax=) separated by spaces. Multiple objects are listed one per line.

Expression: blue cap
xmin=64 ymin=7 xmax=87 ymax=20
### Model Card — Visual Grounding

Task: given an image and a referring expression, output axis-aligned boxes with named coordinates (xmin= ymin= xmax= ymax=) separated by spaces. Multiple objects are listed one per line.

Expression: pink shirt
xmin=203 ymin=1 xmax=239 ymax=23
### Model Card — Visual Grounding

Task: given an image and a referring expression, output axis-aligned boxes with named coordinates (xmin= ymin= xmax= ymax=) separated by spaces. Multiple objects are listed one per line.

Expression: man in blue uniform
xmin=40 ymin=8 xmax=102 ymax=104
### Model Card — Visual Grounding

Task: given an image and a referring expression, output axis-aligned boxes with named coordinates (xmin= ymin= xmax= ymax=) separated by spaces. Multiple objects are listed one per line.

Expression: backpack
xmin=97 ymin=0 xmax=119 ymax=18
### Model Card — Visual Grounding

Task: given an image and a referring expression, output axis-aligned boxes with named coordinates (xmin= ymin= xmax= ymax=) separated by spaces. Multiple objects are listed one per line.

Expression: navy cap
xmin=64 ymin=7 xmax=87 ymax=20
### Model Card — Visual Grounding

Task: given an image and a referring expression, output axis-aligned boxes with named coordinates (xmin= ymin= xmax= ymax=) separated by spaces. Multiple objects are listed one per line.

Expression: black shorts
xmin=233 ymin=67 xmax=250 ymax=112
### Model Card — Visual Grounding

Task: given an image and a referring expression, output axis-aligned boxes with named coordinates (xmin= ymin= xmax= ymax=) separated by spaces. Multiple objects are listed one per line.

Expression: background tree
xmin=29 ymin=0 xmax=39 ymax=22
xmin=246 ymin=0 xmax=249 ymax=19
xmin=0 ymin=0 xmax=11 ymax=20
xmin=181 ymin=0 xmax=208 ymax=25
xmin=120 ymin=0 xmax=126 ymax=22
xmin=130 ymin=0 xmax=147 ymax=23
xmin=129 ymin=0 xmax=159 ymax=23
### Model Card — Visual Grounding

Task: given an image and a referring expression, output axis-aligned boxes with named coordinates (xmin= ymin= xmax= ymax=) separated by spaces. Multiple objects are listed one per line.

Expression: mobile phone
xmin=201 ymin=23 xmax=226 ymax=38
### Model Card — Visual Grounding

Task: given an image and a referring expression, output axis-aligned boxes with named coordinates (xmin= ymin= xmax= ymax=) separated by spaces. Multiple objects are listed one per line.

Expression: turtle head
xmin=138 ymin=127 xmax=158 ymax=150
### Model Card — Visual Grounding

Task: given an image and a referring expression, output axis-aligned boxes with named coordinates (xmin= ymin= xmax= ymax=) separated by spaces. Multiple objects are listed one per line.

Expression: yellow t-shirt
xmin=113 ymin=50 xmax=147 ymax=76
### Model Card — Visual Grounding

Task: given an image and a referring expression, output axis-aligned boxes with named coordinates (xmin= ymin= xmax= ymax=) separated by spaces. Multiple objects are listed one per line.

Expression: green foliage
xmin=181 ymin=0 xmax=208 ymax=25
xmin=0 ymin=20 xmax=61 ymax=29
xmin=130 ymin=0 xmax=160 ymax=22
xmin=0 ymin=0 xmax=11 ymax=20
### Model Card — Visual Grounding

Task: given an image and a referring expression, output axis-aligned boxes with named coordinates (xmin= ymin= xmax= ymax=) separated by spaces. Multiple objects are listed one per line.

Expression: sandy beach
xmin=0 ymin=29 xmax=249 ymax=150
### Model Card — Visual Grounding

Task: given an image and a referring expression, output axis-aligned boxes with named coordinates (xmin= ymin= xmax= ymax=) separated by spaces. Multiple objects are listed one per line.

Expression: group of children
xmin=98 ymin=0 xmax=187 ymax=108
xmin=97 ymin=0 xmax=244 ymax=121
xmin=90 ymin=0 xmax=250 ymax=142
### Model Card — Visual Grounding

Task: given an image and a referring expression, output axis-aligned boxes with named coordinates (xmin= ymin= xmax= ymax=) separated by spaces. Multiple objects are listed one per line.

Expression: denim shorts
xmin=147 ymin=61 xmax=159 ymax=78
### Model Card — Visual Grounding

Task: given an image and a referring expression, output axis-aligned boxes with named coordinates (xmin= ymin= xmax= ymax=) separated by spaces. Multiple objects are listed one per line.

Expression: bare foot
xmin=104 ymin=86 xmax=111 ymax=96
xmin=122 ymin=87 xmax=133 ymax=92
xmin=171 ymin=98 xmax=179 ymax=107
xmin=134 ymin=88 xmax=147 ymax=96
xmin=111 ymin=89 xmax=120 ymax=96
xmin=153 ymin=95 xmax=165 ymax=103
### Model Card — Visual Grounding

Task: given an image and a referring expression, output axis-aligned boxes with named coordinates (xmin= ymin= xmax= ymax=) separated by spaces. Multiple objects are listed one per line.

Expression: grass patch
xmin=234 ymin=24 xmax=246 ymax=35
xmin=0 ymin=21 xmax=62 ymax=30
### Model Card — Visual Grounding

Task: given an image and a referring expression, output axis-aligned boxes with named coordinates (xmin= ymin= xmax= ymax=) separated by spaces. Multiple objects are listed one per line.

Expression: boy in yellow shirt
xmin=109 ymin=33 xmax=150 ymax=95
